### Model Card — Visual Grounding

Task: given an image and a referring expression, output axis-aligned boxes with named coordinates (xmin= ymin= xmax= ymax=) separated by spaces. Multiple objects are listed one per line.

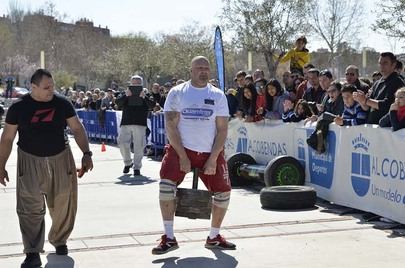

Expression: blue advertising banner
xmin=214 ymin=26 xmax=225 ymax=92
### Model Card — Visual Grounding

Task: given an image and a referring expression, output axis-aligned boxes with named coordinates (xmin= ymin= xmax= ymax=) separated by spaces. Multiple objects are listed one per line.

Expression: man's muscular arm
xmin=165 ymin=111 xmax=190 ymax=173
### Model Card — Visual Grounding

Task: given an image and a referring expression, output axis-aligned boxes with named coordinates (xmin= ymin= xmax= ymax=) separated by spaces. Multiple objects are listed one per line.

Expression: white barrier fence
xmin=225 ymin=119 xmax=405 ymax=224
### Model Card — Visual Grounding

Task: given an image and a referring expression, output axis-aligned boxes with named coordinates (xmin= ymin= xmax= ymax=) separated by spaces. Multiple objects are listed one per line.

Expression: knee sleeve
xmin=212 ymin=191 xmax=231 ymax=209
xmin=159 ymin=179 xmax=177 ymax=201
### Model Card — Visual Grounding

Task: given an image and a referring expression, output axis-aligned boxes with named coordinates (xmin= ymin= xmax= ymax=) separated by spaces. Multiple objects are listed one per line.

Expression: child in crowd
xmin=240 ymin=83 xmax=264 ymax=122
xmin=282 ymin=99 xmax=312 ymax=122
xmin=254 ymin=78 xmax=267 ymax=121
xmin=263 ymin=79 xmax=290 ymax=120
xmin=379 ymin=87 xmax=405 ymax=131
xmin=279 ymin=36 xmax=310 ymax=76
xmin=334 ymin=84 xmax=368 ymax=126
xmin=306 ymin=81 xmax=344 ymax=153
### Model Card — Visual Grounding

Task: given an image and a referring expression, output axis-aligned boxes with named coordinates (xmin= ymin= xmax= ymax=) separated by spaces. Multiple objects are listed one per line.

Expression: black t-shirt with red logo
xmin=6 ymin=94 xmax=76 ymax=156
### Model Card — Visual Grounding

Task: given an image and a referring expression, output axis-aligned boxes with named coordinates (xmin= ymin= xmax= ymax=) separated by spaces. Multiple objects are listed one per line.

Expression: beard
xmin=199 ymin=74 xmax=209 ymax=81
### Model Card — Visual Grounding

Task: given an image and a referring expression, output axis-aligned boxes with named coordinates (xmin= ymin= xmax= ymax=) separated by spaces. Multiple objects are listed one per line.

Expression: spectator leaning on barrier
xmin=0 ymin=69 xmax=93 ymax=267
xmin=240 ymin=82 xmax=260 ymax=122
xmin=379 ymin=87 xmax=405 ymax=131
xmin=306 ymin=81 xmax=344 ymax=154
xmin=317 ymin=69 xmax=334 ymax=114
xmin=226 ymin=88 xmax=239 ymax=117
xmin=282 ymin=98 xmax=312 ymax=123
xmin=264 ymin=78 xmax=290 ymax=120
xmin=153 ymin=56 xmax=235 ymax=255
xmin=115 ymin=75 xmax=155 ymax=176
xmin=334 ymin=84 xmax=368 ymax=127
xmin=302 ymin=68 xmax=325 ymax=114
xmin=254 ymin=78 xmax=267 ymax=121
xmin=353 ymin=52 xmax=405 ymax=124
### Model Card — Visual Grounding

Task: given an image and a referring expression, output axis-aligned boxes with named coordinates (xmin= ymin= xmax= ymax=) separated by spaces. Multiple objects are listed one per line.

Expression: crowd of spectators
xmin=226 ymin=50 xmax=405 ymax=153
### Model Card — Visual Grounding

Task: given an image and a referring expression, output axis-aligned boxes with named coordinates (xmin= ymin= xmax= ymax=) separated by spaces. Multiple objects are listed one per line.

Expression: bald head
xmin=190 ymin=56 xmax=210 ymax=87
xmin=191 ymin=56 xmax=209 ymax=66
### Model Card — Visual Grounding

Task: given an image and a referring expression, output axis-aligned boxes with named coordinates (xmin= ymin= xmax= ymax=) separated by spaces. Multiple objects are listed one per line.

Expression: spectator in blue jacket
xmin=334 ymin=84 xmax=368 ymax=126
xmin=282 ymin=99 xmax=312 ymax=123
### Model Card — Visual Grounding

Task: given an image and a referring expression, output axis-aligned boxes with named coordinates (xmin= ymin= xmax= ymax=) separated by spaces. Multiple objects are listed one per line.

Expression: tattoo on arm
xmin=165 ymin=111 xmax=179 ymax=123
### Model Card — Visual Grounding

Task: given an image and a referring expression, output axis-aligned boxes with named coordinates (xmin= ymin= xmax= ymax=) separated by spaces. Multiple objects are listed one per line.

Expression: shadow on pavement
xmin=152 ymin=250 xmax=238 ymax=268
xmin=115 ymin=175 xmax=157 ymax=186
xmin=44 ymin=254 xmax=74 ymax=268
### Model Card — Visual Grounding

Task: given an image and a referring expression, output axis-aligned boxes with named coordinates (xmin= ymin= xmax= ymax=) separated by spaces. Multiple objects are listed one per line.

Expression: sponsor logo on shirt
xmin=31 ymin=108 xmax=55 ymax=123
xmin=181 ymin=108 xmax=213 ymax=118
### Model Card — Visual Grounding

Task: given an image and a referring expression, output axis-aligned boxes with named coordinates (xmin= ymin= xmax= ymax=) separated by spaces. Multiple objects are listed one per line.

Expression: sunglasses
xmin=345 ymin=73 xmax=356 ymax=76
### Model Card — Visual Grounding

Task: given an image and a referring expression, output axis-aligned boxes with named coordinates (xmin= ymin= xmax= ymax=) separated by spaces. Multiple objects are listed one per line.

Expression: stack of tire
xmin=227 ymin=153 xmax=317 ymax=210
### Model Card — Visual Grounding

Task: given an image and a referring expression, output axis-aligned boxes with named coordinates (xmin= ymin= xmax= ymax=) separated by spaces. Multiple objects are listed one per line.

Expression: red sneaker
xmin=152 ymin=235 xmax=179 ymax=255
xmin=205 ymin=234 xmax=236 ymax=250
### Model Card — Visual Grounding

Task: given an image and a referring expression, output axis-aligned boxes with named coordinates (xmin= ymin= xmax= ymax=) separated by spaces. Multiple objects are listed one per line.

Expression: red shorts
xmin=160 ymin=145 xmax=231 ymax=192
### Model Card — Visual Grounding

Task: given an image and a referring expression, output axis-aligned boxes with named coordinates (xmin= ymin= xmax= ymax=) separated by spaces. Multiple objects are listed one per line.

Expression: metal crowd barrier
xmin=75 ymin=110 xmax=167 ymax=153
xmin=76 ymin=110 xmax=118 ymax=143
xmin=150 ymin=112 xmax=167 ymax=158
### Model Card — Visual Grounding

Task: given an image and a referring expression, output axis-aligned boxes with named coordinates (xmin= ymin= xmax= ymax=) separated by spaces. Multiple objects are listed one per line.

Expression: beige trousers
xmin=16 ymin=147 xmax=78 ymax=253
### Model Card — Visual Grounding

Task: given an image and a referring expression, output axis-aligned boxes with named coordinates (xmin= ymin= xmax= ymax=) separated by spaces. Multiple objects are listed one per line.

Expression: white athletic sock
xmin=209 ymin=227 xmax=220 ymax=239
xmin=163 ymin=220 xmax=174 ymax=239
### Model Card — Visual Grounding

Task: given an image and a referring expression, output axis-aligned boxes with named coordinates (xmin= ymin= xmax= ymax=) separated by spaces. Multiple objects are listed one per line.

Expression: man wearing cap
xmin=115 ymin=75 xmax=154 ymax=176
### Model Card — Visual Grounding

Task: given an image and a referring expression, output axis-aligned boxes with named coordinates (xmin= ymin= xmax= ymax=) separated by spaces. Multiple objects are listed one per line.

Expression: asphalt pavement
xmin=1 ymin=137 xmax=405 ymax=267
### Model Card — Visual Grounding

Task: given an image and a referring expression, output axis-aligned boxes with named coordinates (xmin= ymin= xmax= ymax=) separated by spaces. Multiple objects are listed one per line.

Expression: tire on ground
xmin=227 ymin=153 xmax=256 ymax=186
xmin=264 ymin=155 xmax=305 ymax=187
xmin=260 ymin=186 xmax=317 ymax=210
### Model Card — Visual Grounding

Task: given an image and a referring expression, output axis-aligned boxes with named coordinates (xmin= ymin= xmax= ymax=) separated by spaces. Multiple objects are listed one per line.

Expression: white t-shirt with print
xmin=164 ymin=81 xmax=229 ymax=152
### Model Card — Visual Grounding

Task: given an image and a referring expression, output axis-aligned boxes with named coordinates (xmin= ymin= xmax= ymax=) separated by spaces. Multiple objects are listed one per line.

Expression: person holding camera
xmin=115 ymin=75 xmax=154 ymax=176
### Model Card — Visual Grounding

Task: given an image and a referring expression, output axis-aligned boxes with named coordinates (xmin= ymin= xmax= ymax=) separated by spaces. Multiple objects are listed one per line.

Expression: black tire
xmin=260 ymin=186 xmax=317 ymax=210
xmin=227 ymin=153 xmax=256 ymax=186
xmin=264 ymin=155 xmax=305 ymax=187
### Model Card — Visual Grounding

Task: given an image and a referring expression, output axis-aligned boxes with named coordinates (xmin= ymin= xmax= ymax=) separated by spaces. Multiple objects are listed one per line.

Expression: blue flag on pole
xmin=214 ymin=26 xmax=225 ymax=92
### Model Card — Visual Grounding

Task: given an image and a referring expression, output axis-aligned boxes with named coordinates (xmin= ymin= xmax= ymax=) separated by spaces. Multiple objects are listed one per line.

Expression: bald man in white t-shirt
xmin=152 ymin=56 xmax=236 ymax=255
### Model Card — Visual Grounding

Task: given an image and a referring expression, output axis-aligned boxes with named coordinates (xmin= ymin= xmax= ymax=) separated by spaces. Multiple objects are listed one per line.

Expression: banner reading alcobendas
xmin=225 ymin=119 xmax=296 ymax=164
xmin=227 ymin=119 xmax=405 ymax=224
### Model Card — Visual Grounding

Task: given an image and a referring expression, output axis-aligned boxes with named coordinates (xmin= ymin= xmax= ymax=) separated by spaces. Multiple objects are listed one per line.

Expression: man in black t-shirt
xmin=0 ymin=69 xmax=93 ymax=268
xmin=353 ymin=52 xmax=405 ymax=124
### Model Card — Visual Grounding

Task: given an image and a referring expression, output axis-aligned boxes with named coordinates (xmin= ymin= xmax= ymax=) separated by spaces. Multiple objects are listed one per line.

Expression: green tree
xmin=221 ymin=0 xmax=313 ymax=77
xmin=53 ymin=70 xmax=77 ymax=90
xmin=373 ymin=0 xmax=405 ymax=40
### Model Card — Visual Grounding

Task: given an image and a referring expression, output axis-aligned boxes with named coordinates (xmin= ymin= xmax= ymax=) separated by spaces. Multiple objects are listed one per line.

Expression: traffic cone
xmin=101 ymin=142 xmax=106 ymax=152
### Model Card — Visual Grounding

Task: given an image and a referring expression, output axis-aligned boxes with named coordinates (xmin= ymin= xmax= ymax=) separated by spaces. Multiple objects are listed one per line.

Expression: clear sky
xmin=0 ymin=0 xmax=403 ymax=54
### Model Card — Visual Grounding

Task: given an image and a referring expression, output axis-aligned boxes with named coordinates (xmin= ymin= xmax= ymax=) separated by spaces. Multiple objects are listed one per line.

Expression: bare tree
xmin=373 ymin=0 xmax=405 ymax=42
xmin=311 ymin=0 xmax=364 ymax=64
xmin=221 ymin=0 xmax=313 ymax=77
